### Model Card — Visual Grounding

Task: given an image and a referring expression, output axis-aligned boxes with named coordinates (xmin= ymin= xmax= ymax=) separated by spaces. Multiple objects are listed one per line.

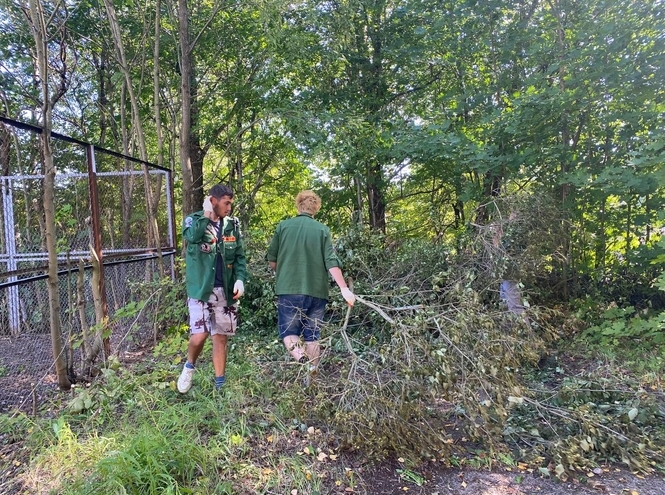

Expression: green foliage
xmin=6 ymin=333 xmax=357 ymax=494
xmin=302 ymin=234 xmax=546 ymax=462
xmin=125 ymin=272 xmax=188 ymax=336
xmin=0 ymin=413 xmax=41 ymax=447
xmin=579 ymin=270 xmax=665 ymax=347
xmin=582 ymin=307 xmax=665 ymax=346
xmin=236 ymin=238 xmax=279 ymax=338
xmin=67 ymin=389 xmax=95 ymax=414
xmin=65 ymin=425 xmax=207 ymax=494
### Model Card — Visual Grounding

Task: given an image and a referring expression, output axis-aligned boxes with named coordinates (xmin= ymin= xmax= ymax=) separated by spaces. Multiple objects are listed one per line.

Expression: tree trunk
xmin=367 ymin=161 xmax=386 ymax=232
xmin=119 ymin=82 xmax=135 ymax=248
xmin=190 ymin=125 xmax=205 ymax=211
xmin=178 ymin=0 xmax=195 ymax=215
xmin=103 ymin=0 xmax=162 ymax=253
xmin=27 ymin=0 xmax=70 ymax=390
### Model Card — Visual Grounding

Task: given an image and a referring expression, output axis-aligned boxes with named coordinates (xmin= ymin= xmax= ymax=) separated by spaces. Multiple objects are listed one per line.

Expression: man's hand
xmin=341 ymin=287 xmax=355 ymax=307
xmin=203 ymin=196 xmax=218 ymax=221
xmin=233 ymin=280 xmax=245 ymax=299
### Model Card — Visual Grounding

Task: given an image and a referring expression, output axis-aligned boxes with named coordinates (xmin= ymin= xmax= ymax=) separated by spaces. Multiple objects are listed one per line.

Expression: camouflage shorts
xmin=188 ymin=287 xmax=238 ymax=336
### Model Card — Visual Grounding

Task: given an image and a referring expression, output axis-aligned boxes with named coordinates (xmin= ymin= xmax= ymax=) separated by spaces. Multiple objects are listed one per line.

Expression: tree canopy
xmin=1 ymin=0 xmax=664 ymax=299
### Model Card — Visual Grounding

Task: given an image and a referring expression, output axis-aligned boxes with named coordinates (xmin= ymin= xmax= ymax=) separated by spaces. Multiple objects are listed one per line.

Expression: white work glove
xmin=233 ymin=280 xmax=244 ymax=299
xmin=341 ymin=287 xmax=355 ymax=307
xmin=202 ymin=196 xmax=214 ymax=214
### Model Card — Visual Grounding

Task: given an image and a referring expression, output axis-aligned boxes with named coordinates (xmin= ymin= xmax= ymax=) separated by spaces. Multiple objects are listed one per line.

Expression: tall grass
xmin=5 ymin=332 xmax=349 ymax=494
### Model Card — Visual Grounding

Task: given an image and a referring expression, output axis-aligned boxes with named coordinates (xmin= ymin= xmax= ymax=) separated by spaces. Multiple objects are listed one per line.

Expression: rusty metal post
xmin=86 ymin=144 xmax=110 ymax=357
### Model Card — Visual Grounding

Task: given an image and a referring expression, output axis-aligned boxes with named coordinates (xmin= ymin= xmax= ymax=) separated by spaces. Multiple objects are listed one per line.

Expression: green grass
xmin=1 ymin=333 xmax=359 ymax=494
xmin=2 ymin=326 xmax=665 ymax=494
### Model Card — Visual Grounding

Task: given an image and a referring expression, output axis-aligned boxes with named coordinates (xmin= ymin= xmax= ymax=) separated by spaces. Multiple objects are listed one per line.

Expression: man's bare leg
xmin=283 ymin=335 xmax=306 ymax=361
xmin=304 ymin=341 xmax=320 ymax=368
xmin=187 ymin=332 xmax=209 ymax=365
xmin=211 ymin=334 xmax=229 ymax=377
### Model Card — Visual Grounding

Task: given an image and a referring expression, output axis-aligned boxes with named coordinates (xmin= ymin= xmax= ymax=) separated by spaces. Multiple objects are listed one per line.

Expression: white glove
xmin=233 ymin=280 xmax=244 ymax=299
xmin=203 ymin=196 xmax=214 ymax=214
xmin=341 ymin=287 xmax=355 ymax=307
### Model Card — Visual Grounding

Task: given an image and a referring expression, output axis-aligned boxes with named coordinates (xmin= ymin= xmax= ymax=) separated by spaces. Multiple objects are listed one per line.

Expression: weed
xmin=396 ymin=467 xmax=425 ymax=486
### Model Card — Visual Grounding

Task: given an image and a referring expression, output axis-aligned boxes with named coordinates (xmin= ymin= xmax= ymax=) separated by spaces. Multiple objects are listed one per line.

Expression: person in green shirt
xmin=177 ymin=184 xmax=247 ymax=394
xmin=266 ymin=190 xmax=356 ymax=381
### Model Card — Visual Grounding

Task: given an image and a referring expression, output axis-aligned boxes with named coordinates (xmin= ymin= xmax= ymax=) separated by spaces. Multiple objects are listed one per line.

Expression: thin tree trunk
xmin=625 ymin=196 xmax=632 ymax=257
xmin=119 ymin=82 xmax=134 ymax=248
xmin=103 ymin=0 xmax=162 ymax=254
xmin=178 ymin=0 xmax=195 ymax=215
xmin=27 ymin=0 xmax=70 ymax=390
xmin=367 ymin=161 xmax=386 ymax=232
xmin=151 ymin=0 xmax=165 ymax=277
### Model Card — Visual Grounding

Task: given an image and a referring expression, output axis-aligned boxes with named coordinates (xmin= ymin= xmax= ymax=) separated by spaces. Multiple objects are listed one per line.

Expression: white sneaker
xmin=177 ymin=365 xmax=195 ymax=393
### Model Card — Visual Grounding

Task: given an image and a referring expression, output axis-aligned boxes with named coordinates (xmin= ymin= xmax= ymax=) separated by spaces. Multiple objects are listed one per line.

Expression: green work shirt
xmin=183 ymin=211 xmax=246 ymax=303
xmin=266 ymin=214 xmax=342 ymax=300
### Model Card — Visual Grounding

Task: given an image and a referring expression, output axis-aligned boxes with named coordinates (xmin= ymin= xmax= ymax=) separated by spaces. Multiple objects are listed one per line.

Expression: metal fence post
xmin=1 ymin=178 xmax=20 ymax=335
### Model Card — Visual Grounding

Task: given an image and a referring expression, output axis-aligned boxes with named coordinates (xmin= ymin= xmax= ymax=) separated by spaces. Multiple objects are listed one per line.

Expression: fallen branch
xmin=355 ymin=296 xmax=395 ymax=324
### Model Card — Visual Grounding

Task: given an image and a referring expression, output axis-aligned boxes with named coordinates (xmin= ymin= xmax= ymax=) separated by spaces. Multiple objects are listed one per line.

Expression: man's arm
xmin=329 ymin=267 xmax=355 ymax=306
xmin=232 ymin=225 xmax=247 ymax=299
xmin=266 ymin=226 xmax=280 ymax=271
xmin=182 ymin=213 xmax=210 ymax=243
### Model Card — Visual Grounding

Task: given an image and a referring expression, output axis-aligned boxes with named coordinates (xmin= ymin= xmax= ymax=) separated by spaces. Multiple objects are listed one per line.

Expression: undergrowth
xmin=2 ymin=217 xmax=665 ymax=493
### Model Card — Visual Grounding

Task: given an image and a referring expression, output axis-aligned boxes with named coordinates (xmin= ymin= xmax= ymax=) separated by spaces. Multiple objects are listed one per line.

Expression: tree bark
xmin=26 ymin=0 xmax=70 ymax=390
xmin=178 ymin=0 xmax=195 ymax=215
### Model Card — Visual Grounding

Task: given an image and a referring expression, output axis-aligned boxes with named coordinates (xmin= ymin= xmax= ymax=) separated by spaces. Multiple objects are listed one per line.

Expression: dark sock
xmin=185 ymin=361 xmax=195 ymax=369
xmin=215 ymin=375 xmax=226 ymax=388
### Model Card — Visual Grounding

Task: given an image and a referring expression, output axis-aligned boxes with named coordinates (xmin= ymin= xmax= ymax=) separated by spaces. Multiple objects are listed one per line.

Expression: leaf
xmin=628 ymin=408 xmax=638 ymax=421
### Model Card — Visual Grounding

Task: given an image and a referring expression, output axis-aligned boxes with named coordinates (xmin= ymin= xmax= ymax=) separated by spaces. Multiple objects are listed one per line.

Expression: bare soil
xmin=360 ymin=460 xmax=665 ymax=494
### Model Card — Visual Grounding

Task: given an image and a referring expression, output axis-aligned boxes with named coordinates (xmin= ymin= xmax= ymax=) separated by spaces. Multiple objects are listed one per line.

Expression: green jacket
xmin=183 ymin=211 xmax=246 ymax=303
xmin=266 ymin=214 xmax=341 ymax=300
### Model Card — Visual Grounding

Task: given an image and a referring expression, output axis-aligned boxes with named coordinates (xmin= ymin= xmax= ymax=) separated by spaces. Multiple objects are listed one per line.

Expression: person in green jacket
xmin=177 ymin=184 xmax=247 ymax=393
xmin=266 ymin=190 xmax=355 ymax=382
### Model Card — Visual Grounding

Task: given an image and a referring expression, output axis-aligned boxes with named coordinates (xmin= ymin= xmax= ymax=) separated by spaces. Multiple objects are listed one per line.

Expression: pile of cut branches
xmin=295 ymin=209 xmax=664 ymax=476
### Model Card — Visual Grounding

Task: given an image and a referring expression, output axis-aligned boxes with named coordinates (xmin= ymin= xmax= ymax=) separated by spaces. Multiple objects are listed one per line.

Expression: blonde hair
xmin=296 ymin=190 xmax=321 ymax=216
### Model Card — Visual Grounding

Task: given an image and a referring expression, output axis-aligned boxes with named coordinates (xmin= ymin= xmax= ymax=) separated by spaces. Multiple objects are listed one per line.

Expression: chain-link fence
xmin=0 ymin=117 xmax=176 ymax=414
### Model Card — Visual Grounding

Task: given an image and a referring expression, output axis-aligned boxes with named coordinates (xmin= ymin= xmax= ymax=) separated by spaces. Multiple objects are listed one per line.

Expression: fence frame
xmin=0 ymin=116 xmax=178 ymax=341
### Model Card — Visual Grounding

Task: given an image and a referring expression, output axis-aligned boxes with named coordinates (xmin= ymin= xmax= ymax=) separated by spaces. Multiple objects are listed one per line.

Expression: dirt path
xmin=363 ymin=463 xmax=665 ymax=494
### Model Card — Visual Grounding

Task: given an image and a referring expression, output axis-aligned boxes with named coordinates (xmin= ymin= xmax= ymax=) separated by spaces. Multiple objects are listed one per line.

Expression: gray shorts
xmin=188 ymin=287 xmax=238 ymax=336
